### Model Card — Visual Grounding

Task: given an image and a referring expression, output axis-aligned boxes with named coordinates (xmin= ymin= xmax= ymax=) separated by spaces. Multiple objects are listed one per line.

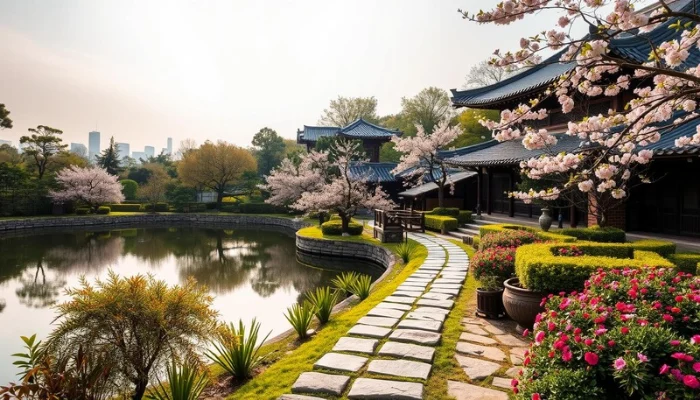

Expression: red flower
xmin=584 ymin=352 xmax=599 ymax=366
xmin=532 ymin=394 xmax=541 ymax=400
xmin=683 ymin=375 xmax=700 ymax=389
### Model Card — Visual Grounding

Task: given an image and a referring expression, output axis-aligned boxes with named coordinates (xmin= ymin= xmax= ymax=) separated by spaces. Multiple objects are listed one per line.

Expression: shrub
xmin=430 ymin=207 xmax=460 ymax=217
xmin=96 ymin=206 xmax=111 ymax=214
xmin=109 ymin=203 xmax=143 ymax=212
xmin=515 ymin=268 xmax=700 ymax=400
xmin=630 ymin=239 xmax=677 ymax=257
xmin=480 ymin=230 xmax=538 ymax=249
xmin=667 ymin=253 xmax=700 ymax=274
xmin=239 ymin=203 xmax=288 ymax=214
xmin=120 ymin=179 xmax=138 ymax=200
xmin=222 ymin=196 xmax=239 ymax=203
xmin=396 ymin=241 xmax=417 ymax=264
xmin=332 ymin=272 xmax=359 ymax=295
xmin=205 ymin=202 xmax=218 ymax=210
xmin=349 ymin=274 xmax=373 ymax=300
xmin=457 ymin=210 xmax=473 ymax=224
xmin=146 ymin=360 xmax=209 ymax=400
xmin=471 ymin=246 xmax=515 ymax=282
xmin=206 ymin=319 xmax=270 ymax=381
xmin=559 ymin=225 xmax=626 ymax=243
xmin=220 ymin=204 xmax=240 ymax=213
xmin=76 ymin=207 xmax=90 ymax=215
xmin=284 ymin=302 xmax=316 ymax=340
xmin=143 ymin=202 xmax=169 ymax=212
xmin=425 ymin=215 xmax=458 ymax=233
xmin=321 ymin=220 xmax=364 ymax=236
xmin=515 ymin=243 xmax=676 ymax=292
xmin=471 ymin=235 xmax=481 ymax=249
xmin=306 ymin=287 xmax=340 ymax=325
xmin=479 ymin=223 xmax=577 ymax=242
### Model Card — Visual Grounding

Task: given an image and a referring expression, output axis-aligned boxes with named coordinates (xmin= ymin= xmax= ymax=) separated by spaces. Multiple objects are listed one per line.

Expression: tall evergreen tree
xmin=0 ymin=103 xmax=13 ymax=129
xmin=96 ymin=136 xmax=122 ymax=175
xmin=251 ymin=127 xmax=286 ymax=176
xmin=20 ymin=125 xmax=68 ymax=179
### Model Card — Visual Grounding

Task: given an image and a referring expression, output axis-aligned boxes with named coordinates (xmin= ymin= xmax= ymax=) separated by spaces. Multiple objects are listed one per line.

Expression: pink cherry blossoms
xmin=50 ymin=165 xmax=124 ymax=209
xmin=262 ymin=139 xmax=395 ymax=232
xmin=461 ymin=0 xmax=700 ymax=225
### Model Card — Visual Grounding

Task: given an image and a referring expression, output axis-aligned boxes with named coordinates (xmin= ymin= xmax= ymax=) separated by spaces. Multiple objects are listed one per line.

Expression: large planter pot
xmin=476 ymin=288 xmax=505 ymax=319
xmin=503 ymin=277 xmax=546 ymax=333
xmin=539 ymin=207 xmax=553 ymax=232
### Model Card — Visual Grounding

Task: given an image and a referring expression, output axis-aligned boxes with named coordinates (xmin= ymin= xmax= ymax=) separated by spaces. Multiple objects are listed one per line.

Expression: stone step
xmin=314 ymin=353 xmax=367 ymax=373
xmin=348 ymin=324 xmax=392 ymax=339
xmin=348 ymin=378 xmax=423 ymax=400
xmin=357 ymin=316 xmax=399 ymax=328
xmin=292 ymin=372 xmax=350 ymax=397
xmin=367 ymin=359 xmax=432 ymax=380
xmin=378 ymin=341 xmax=435 ymax=363
xmin=332 ymin=337 xmax=378 ymax=355
xmin=454 ymin=354 xmax=501 ymax=380
xmin=397 ymin=319 xmax=443 ymax=332
xmin=447 ymin=380 xmax=508 ymax=400
xmin=389 ymin=329 xmax=441 ymax=346
xmin=279 ymin=395 xmax=325 ymax=400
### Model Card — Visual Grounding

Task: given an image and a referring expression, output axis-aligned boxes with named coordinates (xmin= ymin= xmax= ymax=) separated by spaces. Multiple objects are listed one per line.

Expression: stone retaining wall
xmin=0 ymin=214 xmax=309 ymax=233
xmin=296 ymin=234 xmax=395 ymax=274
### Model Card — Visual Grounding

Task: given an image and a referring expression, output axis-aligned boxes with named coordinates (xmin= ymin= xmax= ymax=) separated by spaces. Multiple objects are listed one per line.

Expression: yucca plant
xmin=284 ymin=301 xmax=316 ymax=340
xmin=396 ymin=241 xmax=416 ymax=264
xmin=306 ymin=286 xmax=340 ymax=325
xmin=331 ymin=271 xmax=359 ymax=295
xmin=349 ymin=274 xmax=373 ymax=300
xmin=205 ymin=319 xmax=270 ymax=382
xmin=146 ymin=360 xmax=209 ymax=400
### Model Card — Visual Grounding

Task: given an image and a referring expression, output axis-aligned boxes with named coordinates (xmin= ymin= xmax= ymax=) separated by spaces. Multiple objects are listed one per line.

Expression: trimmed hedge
xmin=320 ymin=220 xmax=364 ymax=236
xmin=471 ymin=235 xmax=481 ymax=249
xmin=144 ymin=202 xmax=169 ymax=212
xmin=457 ymin=210 xmax=473 ymax=224
xmin=76 ymin=208 xmax=90 ymax=215
xmin=96 ymin=206 xmax=111 ymax=215
xmin=559 ymin=225 xmax=626 ymax=243
xmin=109 ymin=204 xmax=143 ymax=212
xmin=424 ymin=215 xmax=458 ymax=233
xmin=120 ymin=179 xmax=138 ymax=200
xmin=429 ymin=207 xmax=460 ymax=217
xmin=479 ymin=223 xmax=577 ymax=242
xmin=667 ymin=253 xmax=700 ymax=274
xmin=239 ymin=203 xmax=288 ymax=214
xmin=515 ymin=242 xmax=676 ymax=292
xmin=629 ymin=239 xmax=677 ymax=257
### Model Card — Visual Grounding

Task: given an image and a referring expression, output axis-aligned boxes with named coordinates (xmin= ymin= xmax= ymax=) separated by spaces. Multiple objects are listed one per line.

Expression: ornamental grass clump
xmin=146 ymin=360 xmax=209 ymax=400
xmin=480 ymin=230 xmax=539 ymax=249
xmin=514 ymin=268 xmax=700 ymax=399
xmin=284 ymin=302 xmax=316 ymax=340
xmin=332 ymin=271 xmax=359 ymax=295
xmin=206 ymin=318 xmax=270 ymax=382
xmin=396 ymin=241 xmax=417 ymax=264
xmin=349 ymin=274 xmax=373 ymax=300
xmin=306 ymin=286 xmax=340 ymax=325
xmin=471 ymin=246 xmax=516 ymax=283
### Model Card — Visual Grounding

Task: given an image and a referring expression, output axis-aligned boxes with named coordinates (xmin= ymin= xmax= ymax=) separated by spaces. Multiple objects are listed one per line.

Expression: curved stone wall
xmin=296 ymin=233 xmax=395 ymax=278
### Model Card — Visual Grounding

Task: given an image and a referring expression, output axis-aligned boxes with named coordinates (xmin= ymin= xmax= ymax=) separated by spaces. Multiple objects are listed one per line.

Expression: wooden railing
xmin=373 ymin=209 xmax=425 ymax=242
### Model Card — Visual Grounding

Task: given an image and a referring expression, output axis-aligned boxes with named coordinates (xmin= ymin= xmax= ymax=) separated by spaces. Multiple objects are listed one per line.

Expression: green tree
xmin=449 ymin=109 xmax=500 ymax=148
xmin=120 ymin=179 xmax=138 ymax=200
xmin=96 ymin=136 xmax=122 ymax=175
xmin=0 ymin=103 xmax=12 ymax=129
xmin=46 ymin=272 xmax=218 ymax=400
xmin=139 ymin=164 xmax=170 ymax=211
xmin=251 ymin=127 xmax=286 ymax=176
xmin=0 ymin=143 xmax=22 ymax=166
xmin=400 ymin=87 xmax=453 ymax=134
xmin=318 ymin=96 xmax=379 ymax=127
xmin=20 ymin=125 xmax=68 ymax=179
xmin=143 ymin=151 xmax=177 ymax=178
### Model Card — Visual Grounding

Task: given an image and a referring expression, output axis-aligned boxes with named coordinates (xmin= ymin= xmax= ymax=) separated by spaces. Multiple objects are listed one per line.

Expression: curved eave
xmin=338 ymin=132 xmax=396 ymax=140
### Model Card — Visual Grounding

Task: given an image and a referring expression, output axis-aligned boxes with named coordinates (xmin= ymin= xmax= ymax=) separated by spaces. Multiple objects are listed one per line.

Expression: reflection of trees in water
xmin=43 ymin=235 xmax=124 ymax=276
xmin=15 ymin=260 xmax=65 ymax=308
xmin=0 ymin=299 xmax=5 ymax=313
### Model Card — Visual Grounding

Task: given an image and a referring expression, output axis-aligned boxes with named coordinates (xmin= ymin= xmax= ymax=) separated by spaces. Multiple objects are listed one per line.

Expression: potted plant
xmin=476 ymin=275 xmax=506 ymax=319
xmin=502 ymin=277 xmax=546 ymax=333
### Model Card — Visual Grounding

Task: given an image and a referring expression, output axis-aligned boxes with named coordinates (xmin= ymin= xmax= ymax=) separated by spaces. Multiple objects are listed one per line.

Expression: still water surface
xmin=0 ymin=225 xmax=382 ymax=382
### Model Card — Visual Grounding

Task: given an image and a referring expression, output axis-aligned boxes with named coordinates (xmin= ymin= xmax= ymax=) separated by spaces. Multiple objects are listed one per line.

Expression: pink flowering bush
xmin=472 ymin=247 xmax=515 ymax=283
xmin=481 ymin=230 xmax=539 ymax=249
xmin=555 ymin=246 xmax=584 ymax=257
xmin=514 ymin=268 xmax=700 ymax=399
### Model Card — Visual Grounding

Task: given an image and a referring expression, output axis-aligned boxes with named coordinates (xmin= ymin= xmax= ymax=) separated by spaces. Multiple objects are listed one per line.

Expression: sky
xmin=0 ymin=0 xmax=590 ymax=154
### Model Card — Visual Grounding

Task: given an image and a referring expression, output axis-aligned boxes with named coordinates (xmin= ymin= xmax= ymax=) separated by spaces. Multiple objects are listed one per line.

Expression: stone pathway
xmin=282 ymin=233 xmax=468 ymax=399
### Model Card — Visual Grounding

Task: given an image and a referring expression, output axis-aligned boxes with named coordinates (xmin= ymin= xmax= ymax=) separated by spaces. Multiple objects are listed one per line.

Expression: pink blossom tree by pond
xmin=461 ymin=0 xmax=700 ymax=226
xmin=50 ymin=165 xmax=124 ymax=211
xmin=391 ymin=120 xmax=461 ymax=208
xmin=263 ymin=140 xmax=395 ymax=234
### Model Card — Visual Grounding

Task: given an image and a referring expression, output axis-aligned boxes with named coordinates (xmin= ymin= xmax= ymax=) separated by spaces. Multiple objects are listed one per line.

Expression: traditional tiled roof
xmin=348 ymin=162 xmax=399 ymax=183
xmin=444 ymin=135 xmax=583 ymax=167
xmin=398 ymin=171 xmax=477 ymax=198
xmin=297 ymin=118 xmax=401 ymax=143
xmin=645 ymin=116 xmax=700 ymax=156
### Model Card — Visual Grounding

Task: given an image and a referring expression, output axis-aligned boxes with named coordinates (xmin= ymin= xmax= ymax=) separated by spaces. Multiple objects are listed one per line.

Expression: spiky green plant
xmin=146 ymin=360 xmax=209 ymax=400
xmin=284 ymin=302 xmax=316 ymax=340
xmin=396 ymin=241 xmax=417 ymax=264
xmin=331 ymin=271 xmax=358 ymax=295
xmin=349 ymin=274 xmax=373 ymax=300
xmin=205 ymin=319 xmax=270 ymax=381
xmin=306 ymin=287 xmax=340 ymax=325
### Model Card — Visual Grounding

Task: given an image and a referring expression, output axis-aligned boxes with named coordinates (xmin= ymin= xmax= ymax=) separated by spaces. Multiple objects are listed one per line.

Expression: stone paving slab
xmin=375 ymin=302 xmax=412 ymax=311
xmin=405 ymin=311 xmax=447 ymax=322
xmin=389 ymin=329 xmax=441 ymax=345
xmin=494 ymin=334 xmax=529 ymax=347
xmin=430 ymin=284 xmax=462 ymax=289
xmin=456 ymin=342 xmax=507 ymax=361
xmin=292 ymin=372 xmax=350 ymax=396
xmin=429 ymin=288 xmax=460 ymax=295
xmin=397 ymin=319 xmax=443 ymax=332
xmin=358 ymin=316 xmax=398 ymax=328
xmin=367 ymin=359 xmax=432 ymax=380
xmin=348 ymin=378 xmax=423 ymax=400
xmin=314 ymin=353 xmax=368 ymax=373
xmin=384 ymin=296 xmax=417 ymax=304
xmin=333 ymin=337 xmax=379 ymax=355
xmin=421 ymin=292 xmax=454 ymax=301
xmin=460 ymin=332 xmax=497 ymax=345
xmin=393 ymin=290 xmax=424 ymax=297
xmin=483 ymin=325 xmax=507 ymax=335
xmin=367 ymin=307 xmax=406 ymax=319
xmin=348 ymin=324 xmax=391 ymax=339
xmin=417 ymin=299 xmax=454 ymax=309
xmin=378 ymin=341 xmax=435 ymax=362
xmin=412 ymin=306 xmax=450 ymax=315
xmin=491 ymin=377 xmax=512 ymax=390
xmin=398 ymin=284 xmax=427 ymax=291
xmin=462 ymin=325 xmax=489 ymax=336
xmin=510 ymin=347 xmax=528 ymax=365
xmin=279 ymin=395 xmax=325 ymax=400
xmin=447 ymin=380 xmax=508 ymax=400
xmin=454 ymin=354 xmax=502 ymax=380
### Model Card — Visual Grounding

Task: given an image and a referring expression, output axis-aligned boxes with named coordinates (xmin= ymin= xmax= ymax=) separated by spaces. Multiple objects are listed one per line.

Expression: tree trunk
xmin=216 ymin=190 xmax=224 ymax=209
xmin=132 ymin=377 xmax=148 ymax=400
xmin=437 ymin=186 xmax=445 ymax=208
xmin=597 ymin=211 xmax=607 ymax=228
xmin=341 ymin=214 xmax=350 ymax=235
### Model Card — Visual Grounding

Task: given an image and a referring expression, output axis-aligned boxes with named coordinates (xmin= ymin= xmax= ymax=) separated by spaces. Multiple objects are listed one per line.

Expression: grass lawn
xmin=229 ymin=233 xmax=427 ymax=399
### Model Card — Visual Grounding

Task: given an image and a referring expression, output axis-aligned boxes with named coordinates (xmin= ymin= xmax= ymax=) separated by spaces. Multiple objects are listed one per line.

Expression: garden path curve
xmin=280 ymin=233 xmax=468 ymax=399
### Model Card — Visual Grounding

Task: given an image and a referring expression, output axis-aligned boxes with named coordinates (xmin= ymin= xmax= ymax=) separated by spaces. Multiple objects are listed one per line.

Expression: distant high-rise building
xmin=131 ymin=151 xmax=147 ymax=162
xmin=0 ymin=139 xmax=12 ymax=147
xmin=167 ymin=137 xmax=173 ymax=155
xmin=144 ymin=146 xmax=155 ymax=159
xmin=116 ymin=143 xmax=130 ymax=160
xmin=70 ymin=143 xmax=87 ymax=157
xmin=88 ymin=131 xmax=100 ymax=161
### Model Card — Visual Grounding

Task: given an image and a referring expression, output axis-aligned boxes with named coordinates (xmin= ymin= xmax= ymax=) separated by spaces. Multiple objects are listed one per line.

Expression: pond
xmin=0 ymin=225 xmax=383 ymax=383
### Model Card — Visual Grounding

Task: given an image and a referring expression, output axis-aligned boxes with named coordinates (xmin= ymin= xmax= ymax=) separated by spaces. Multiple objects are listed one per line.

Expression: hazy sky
xmin=0 ymin=0 xmax=588 ymax=153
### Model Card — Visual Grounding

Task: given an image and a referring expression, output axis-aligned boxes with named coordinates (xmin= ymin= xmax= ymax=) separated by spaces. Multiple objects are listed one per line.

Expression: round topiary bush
xmin=120 ymin=179 xmax=138 ymax=201
xmin=96 ymin=206 xmax=111 ymax=214
xmin=481 ymin=230 xmax=539 ymax=249
xmin=321 ymin=220 xmax=363 ymax=236
xmin=471 ymin=246 xmax=515 ymax=281
xmin=76 ymin=207 xmax=91 ymax=215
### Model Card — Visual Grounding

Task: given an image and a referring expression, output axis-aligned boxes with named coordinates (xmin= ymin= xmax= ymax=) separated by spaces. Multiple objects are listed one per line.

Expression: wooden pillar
xmin=486 ymin=168 xmax=492 ymax=215
xmin=509 ymin=168 xmax=515 ymax=218
xmin=476 ymin=169 xmax=482 ymax=216
xmin=569 ymin=204 xmax=577 ymax=228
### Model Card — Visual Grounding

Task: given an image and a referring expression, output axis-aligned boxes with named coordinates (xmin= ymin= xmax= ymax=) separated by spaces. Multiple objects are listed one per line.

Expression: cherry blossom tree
xmin=263 ymin=139 xmax=395 ymax=234
xmin=391 ymin=120 xmax=461 ymax=208
xmin=461 ymin=0 xmax=700 ymax=226
xmin=50 ymin=166 xmax=124 ymax=211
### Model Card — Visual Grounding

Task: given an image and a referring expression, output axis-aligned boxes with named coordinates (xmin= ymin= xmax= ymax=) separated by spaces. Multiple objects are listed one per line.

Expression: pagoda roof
xmin=348 ymin=162 xmax=399 ymax=183
xmin=398 ymin=170 xmax=477 ymax=198
xmin=297 ymin=118 xmax=401 ymax=143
